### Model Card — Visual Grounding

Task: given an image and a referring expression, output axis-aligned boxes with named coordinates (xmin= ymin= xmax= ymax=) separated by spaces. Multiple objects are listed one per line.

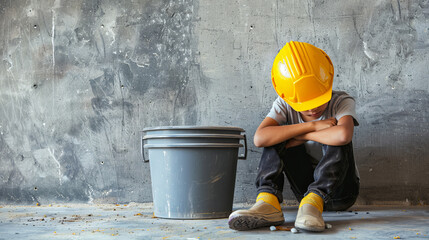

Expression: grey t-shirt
xmin=266 ymin=91 xmax=359 ymax=161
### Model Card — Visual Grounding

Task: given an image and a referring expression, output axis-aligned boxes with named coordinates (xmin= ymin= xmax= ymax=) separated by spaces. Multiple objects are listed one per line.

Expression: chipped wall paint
xmin=0 ymin=0 xmax=428 ymax=205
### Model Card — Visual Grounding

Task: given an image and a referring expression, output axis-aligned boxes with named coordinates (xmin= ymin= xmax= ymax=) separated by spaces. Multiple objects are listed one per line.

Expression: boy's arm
xmin=253 ymin=117 xmax=337 ymax=147
xmin=294 ymin=115 xmax=355 ymax=146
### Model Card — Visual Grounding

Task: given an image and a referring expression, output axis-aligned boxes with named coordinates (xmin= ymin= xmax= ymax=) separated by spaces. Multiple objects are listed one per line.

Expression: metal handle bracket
xmin=238 ymin=134 xmax=247 ymax=160
xmin=141 ymin=138 xmax=149 ymax=162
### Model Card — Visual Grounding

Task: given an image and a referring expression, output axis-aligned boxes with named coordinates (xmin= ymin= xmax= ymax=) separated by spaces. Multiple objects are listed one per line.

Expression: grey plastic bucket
xmin=141 ymin=126 xmax=246 ymax=219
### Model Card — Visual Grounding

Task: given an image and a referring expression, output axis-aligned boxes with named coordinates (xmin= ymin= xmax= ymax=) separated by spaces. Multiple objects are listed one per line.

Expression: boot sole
xmin=228 ymin=215 xmax=284 ymax=231
xmin=294 ymin=223 xmax=325 ymax=232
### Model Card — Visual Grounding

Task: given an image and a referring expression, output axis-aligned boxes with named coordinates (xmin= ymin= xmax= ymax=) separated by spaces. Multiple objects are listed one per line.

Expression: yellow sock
xmin=256 ymin=192 xmax=281 ymax=211
xmin=299 ymin=192 xmax=324 ymax=213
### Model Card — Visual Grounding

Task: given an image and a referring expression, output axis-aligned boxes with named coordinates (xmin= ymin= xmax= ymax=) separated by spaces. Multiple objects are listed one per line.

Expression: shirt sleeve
xmin=266 ymin=97 xmax=289 ymax=125
xmin=335 ymin=98 xmax=359 ymax=126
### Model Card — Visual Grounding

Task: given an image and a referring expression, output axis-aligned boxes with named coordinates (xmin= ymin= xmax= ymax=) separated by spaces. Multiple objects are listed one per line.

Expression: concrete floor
xmin=1 ymin=203 xmax=428 ymax=240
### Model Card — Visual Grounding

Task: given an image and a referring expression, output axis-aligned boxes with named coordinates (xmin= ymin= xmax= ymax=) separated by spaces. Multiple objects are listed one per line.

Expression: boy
xmin=228 ymin=41 xmax=360 ymax=232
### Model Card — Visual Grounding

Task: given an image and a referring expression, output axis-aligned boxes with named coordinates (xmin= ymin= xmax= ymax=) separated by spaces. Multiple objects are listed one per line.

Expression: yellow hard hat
xmin=271 ymin=41 xmax=334 ymax=112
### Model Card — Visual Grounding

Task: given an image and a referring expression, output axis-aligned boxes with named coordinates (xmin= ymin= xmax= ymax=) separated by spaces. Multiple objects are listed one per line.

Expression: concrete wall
xmin=1 ymin=0 xmax=428 ymax=205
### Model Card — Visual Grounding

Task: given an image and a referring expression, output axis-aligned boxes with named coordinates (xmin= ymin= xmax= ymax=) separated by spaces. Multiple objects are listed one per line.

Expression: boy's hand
xmin=286 ymin=118 xmax=338 ymax=148
xmin=313 ymin=118 xmax=337 ymax=131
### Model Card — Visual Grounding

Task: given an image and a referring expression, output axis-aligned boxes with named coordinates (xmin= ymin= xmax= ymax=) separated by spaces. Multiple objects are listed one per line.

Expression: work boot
xmin=228 ymin=193 xmax=284 ymax=231
xmin=294 ymin=192 xmax=325 ymax=232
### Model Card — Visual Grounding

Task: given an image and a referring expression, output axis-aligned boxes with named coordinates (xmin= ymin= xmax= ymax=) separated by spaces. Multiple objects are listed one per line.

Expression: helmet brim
xmin=286 ymin=89 xmax=332 ymax=112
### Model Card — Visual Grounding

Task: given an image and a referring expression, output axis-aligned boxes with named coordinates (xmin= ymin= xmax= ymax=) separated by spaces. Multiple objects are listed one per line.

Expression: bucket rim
xmin=142 ymin=126 xmax=245 ymax=132
xmin=143 ymin=133 xmax=244 ymax=140
xmin=144 ymin=143 xmax=243 ymax=148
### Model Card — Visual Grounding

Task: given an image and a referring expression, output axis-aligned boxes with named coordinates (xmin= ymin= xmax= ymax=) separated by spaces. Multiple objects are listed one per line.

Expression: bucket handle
xmin=141 ymin=134 xmax=247 ymax=162
xmin=141 ymin=138 xmax=149 ymax=162
xmin=238 ymin=134 xmax=247 ymax=160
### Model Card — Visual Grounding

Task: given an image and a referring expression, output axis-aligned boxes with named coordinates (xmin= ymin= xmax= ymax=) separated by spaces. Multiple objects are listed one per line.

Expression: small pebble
xmin=270 ymin=226 xmax=277 ymax=231
xmin=291 ymin=228 xmax=298 ymax=234
xmin=325 ymin=223 xmax=332 ymax=229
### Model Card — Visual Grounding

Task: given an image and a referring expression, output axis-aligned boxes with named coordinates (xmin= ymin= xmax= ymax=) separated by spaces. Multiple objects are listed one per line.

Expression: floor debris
xmin=0 ymin=204 xmax=428 ymax=239
xmin=275 ymin=226 xmax=294 ymax=231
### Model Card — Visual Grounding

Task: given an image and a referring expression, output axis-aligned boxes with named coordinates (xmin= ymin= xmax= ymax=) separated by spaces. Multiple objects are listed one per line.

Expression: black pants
xmin=255 ymin=142 xmax=360 ymax=211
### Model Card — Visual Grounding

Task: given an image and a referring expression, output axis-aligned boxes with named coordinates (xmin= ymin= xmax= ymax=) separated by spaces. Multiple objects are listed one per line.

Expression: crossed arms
xmin=253 ymin=115 xmax=355 ymax=148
